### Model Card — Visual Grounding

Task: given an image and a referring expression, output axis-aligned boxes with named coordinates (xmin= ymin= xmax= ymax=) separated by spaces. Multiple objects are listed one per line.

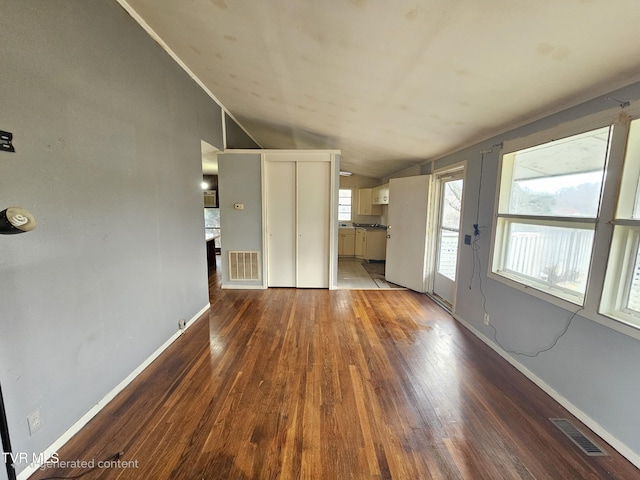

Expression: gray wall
xmin=0 ymin=1 xmax=225 ymax=475
xmin=435 ymin=80 xmax=640 ymax=462
xmin=225 ymin=115 xmax=261 ymax=149
xmin=217 ymin=153 xmax=264 ymax=287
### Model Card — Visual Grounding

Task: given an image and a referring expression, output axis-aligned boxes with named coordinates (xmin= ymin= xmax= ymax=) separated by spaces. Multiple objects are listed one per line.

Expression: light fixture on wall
xmin=1 ymin=206 xmax=36 ymax=480
xmin=0 ymin=207 xmax=36 ymax=235
xmin=201 ymin=181 xmax=210 ymax=190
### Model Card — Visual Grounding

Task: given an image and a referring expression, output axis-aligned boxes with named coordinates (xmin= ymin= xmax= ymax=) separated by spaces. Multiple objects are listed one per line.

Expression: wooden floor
xmin=30 ymin=259 xmax=640 ymax=479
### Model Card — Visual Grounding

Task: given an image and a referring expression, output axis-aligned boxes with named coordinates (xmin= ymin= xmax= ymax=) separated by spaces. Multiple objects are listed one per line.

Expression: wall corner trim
xmin=451 ymin=313 xmax=640 ymax=471
xmin=16 ymin=303 xmax=211 ymax=480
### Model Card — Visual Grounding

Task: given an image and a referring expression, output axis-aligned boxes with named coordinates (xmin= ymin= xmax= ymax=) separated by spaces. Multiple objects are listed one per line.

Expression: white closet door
xmin=297 ymin=161 xmax=330 ymax=288
xmin=266 ymin=160 xmax=296 ymax=287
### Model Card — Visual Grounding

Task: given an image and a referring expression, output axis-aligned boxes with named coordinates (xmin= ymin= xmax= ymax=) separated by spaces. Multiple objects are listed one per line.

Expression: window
xmin=491 ymin=126 xmax=612 ymax=305
xmin=600 ymin=118 xmax=640 ymax=328
xmin=338 ymin=189 xmax=352 ymax=221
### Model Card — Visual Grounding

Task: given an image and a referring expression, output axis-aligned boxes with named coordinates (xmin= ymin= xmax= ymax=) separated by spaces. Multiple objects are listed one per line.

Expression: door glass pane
xmin=437 ymin=179 xmax=463 ymax=280
xmin=437 ymin=230 xmax=459 ymax=280
xmin=441 ymin=180 xmax=463 ymax=229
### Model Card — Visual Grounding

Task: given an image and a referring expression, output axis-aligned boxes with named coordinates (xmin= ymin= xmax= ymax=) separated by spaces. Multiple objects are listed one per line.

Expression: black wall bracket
xmin=0 ymin=131 xmax=15 ymax=153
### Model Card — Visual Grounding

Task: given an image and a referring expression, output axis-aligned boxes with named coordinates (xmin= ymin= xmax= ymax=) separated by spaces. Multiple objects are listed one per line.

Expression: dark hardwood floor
xmin=30 ymin=257 xmax=640 ymax=479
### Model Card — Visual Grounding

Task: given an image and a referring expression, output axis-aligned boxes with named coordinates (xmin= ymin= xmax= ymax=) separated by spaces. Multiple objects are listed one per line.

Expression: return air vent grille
xmin=549 ymin=418 xmax=607 ymax=456
xmin=228 ymin=251 xmax=260 ymax=281
xmin=203 ymin=191 xmax=217 ymax=207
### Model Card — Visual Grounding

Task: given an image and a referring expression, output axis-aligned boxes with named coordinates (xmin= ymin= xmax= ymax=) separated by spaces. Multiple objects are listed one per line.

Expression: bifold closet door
xmin=297 ymin=161 xmax=330 ymax=288
xmin=265 ymin=160 xmax=296 ymax=287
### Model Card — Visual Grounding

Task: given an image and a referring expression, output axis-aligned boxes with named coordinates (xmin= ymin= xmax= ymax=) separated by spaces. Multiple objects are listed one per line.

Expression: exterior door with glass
xmin=432 ymin=173 xmax=464 ymax=308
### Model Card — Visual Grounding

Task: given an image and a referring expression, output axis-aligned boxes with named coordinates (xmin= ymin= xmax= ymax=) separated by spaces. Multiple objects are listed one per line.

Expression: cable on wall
xmin=471 ymin=228 xmax=581 ymax=357
xmin=468 ymin=143 xmax=501 ymax=289
xmin=467 ymin=142 xmax=579 ymax=357
xmin=489 ymin=307 xmax=582 ymax=358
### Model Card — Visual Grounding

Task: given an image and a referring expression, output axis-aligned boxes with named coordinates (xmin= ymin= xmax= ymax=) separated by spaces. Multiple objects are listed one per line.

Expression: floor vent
xmin=228 ymin=251 xmax=260 ymax=281
xmin=549 ymin=418 xmax=607 ymax=456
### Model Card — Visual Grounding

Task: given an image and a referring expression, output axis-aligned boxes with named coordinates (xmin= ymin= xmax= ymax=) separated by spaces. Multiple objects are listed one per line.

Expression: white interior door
xmin=266 ymin=160 xmax=296 ymax=287
xmin=385 ymin=175 xmax=431 ymax=292
xmin=432 ymin=175 xmax=464 ymax=306
xmin=297 ymin=161 xmax=330 ymax=288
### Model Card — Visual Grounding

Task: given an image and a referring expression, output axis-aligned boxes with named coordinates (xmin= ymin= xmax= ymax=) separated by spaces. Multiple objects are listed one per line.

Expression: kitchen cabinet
xmin=357 ymin=188 xmax=382 ymax=215
xmin=355 ymin=228 xmax=387 ymax=261
xmin=355 ymin=228 xmax=365 ymax=257
xmin=338 ymin=228 xmax=356 ymax=256
xmin=372 ymin=183 xmax=389 ymax=205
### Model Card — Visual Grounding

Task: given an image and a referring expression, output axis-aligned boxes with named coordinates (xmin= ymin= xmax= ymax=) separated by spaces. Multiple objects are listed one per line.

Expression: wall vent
xmin=228 ymin=251 xmax=260 ymax=281
xmin=203 ymin=190 xmax=217 ymax=207
xmin=549 ymin=418 xmax=607 ymax=456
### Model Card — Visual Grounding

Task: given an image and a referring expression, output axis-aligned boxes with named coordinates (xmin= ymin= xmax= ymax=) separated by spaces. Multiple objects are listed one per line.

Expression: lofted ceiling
xmin=119 ymin=0 xmax=640 ymax=179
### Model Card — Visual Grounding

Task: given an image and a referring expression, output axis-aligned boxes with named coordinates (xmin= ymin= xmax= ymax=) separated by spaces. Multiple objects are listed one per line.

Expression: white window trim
xmin=492 ymin=216 xmax=597 ymax=305
xmin=490 ymin=124 xmax=611 ymax=306
xmin=600 ymin=225 xmax=640 ymax=322
xmin=488 ymin=108 xmax=640 ymax=342
xmin=598 ymin=116 xmax=640 ymax=331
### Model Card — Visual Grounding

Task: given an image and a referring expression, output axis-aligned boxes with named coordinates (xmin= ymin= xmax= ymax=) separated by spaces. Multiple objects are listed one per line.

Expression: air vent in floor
xmin=549 ymin=418 xmax=607 ymax=456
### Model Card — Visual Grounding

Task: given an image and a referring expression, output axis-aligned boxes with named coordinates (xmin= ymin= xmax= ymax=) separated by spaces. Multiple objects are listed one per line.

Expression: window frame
xmin=484 ymin=107 xmax=640 ymax=341
xmin=489 ymin=124 xmax=612 ymax=306
xmin=599 ymin=117 xmax=640 ymax=329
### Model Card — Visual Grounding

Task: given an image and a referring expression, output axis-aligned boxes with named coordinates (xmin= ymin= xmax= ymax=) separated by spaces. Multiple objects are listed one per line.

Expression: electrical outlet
xmin=27 ymin=408 xmax=43 ymax=435
xmin=484 ymin=313 xmax=490 ymax=326
xmin=178 ymin=318 xmax=186 ymax=331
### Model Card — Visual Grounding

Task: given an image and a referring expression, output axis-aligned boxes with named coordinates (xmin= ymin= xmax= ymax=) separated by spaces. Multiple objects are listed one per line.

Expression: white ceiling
xmin=121 ymin=0 xmax=640 ymax=179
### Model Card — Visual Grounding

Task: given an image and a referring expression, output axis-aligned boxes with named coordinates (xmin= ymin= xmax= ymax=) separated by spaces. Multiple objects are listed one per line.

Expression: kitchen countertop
xmin=353 ymin=224 xmax=387 ymax=230
xmin=339 ymin=225 xmax=387 ymax=232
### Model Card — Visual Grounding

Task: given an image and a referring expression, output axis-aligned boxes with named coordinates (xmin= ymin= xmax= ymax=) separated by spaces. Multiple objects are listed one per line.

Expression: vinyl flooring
xmin=337 ymin=257 xmax=403 ymax=289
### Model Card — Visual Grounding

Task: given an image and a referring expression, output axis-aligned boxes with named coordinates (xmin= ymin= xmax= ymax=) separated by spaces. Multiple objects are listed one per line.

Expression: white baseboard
xmin=17 ymin=303 xmax=210 ymax=480
xmin=221 ymin=284 xmax=266 ymax=289
xmin=452 ymin=313 xmax=640 ymax=470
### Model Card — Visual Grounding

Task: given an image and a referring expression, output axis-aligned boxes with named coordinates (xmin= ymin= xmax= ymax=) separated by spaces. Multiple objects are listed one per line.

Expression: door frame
xmin=427 ymin=161 xmax=467 ymax=311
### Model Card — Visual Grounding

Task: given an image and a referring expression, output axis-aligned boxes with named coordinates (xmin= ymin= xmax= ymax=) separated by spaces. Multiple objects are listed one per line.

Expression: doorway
xmin=430 ymin=168 xmax=464 ymax=309
xmin=202 ymin=140 xmax=220 ymax=271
